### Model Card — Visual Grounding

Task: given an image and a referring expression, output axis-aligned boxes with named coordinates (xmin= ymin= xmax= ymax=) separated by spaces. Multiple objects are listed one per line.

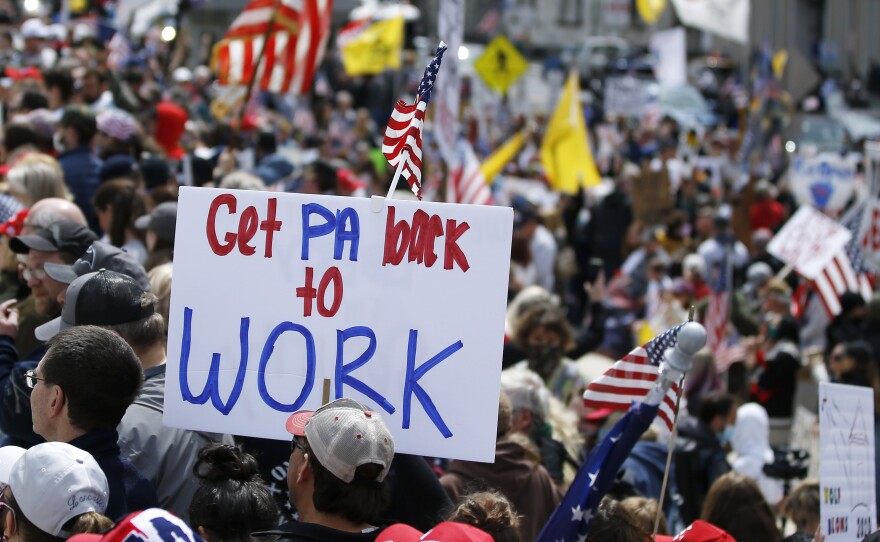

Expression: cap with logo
xmin=35 ymin=270 xmax=154 ymax=341
xmin=285 ymin=397 xmax=395 ymax=484
xmin=134 ymin=202 xmax=177 ymax=244
xmin=44 ymin=241 xmax=150 ymax=291
xmin=8 ymin=441 xmax=108 ymax=537
xmin=9 ymin=221 xmax=97 ymax=259
xmin=67 ymin=508 xmax=205 ymax=542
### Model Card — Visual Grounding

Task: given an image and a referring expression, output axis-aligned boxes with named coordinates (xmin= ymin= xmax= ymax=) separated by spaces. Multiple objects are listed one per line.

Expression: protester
xmin=28 ymin=324 xmax=158 ymax=519
xmin=135 ymin=202 xmax=177 ymax=271
xmin=700 ymin=472 xmax=782 ymax=542
xmin=67 ymin=509 xmax=206 ymax=542
xmin=189 ymin=444 xmax=279 ymax=542
xmin=730 ymin=403 xmax=784 ymax=507
xmin=92 ymin=180 xmax=148 ymax=264
xmin=446 ymin=491 xmax=521 ymax=542
xmin=781 ymin=480 xmax=820 ymax=542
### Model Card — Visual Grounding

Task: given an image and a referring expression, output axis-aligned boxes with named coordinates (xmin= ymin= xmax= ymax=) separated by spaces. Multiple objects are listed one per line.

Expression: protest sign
xmin=650 ymin=27 xmax=686 ymax=88
xmin=604 ymin=77 xmax=651 ymax=118
xmin=434 ymin=0 xmax=464 ymax=166
xmin=474 ymin=35 xmax=528 ymax=94
xmin=767 ymin=205 xmax=851 ymax=280
xmin=789 ymin=153 xmax=857 ymax=214
xmin=164 ymin=188 xmax=513 ymax=462
xmin=819 ymin=382 xmax=876 ymax=541
xmin=630 ymin=169 xmax=672 ymax=225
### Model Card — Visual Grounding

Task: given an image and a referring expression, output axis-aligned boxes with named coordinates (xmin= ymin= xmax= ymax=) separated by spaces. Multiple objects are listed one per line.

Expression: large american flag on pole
xmin=382 ymin=42 xmax=447 ymax=200
xmin=813 ymin=203 xmax=874 ymax=316
xmin=449 ymin=142 xmax=492 ymax=205
xmin=211 ymin=0 xmax=332 ymax=95
xmin=583 ymin=323 xmax=685 ymax=430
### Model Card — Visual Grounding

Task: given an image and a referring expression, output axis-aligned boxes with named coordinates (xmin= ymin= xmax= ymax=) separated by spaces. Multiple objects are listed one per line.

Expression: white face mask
xmin=53 ymin=132 xmax=66 ymax=153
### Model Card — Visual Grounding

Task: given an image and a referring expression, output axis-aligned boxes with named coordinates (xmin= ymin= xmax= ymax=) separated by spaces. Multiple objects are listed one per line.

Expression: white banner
xmin=767 ymin=205 xmax=851 ymax=280
xmin=669 ymin=0 xmax=750 ymax=44
xmin=435 ymin=0 xmax=465 ymax=169
xmin=819 ymin=382 xmax=876 ymax=542
xmin=650 ymin=27 xmax=687 ymax=88
xmin=789 ymin=153 xmax=858 ymax=214
xmin=604 ymin=77 xmax=652 ymax=118
xmin=164 ymin=188 xmax=512 ymax=462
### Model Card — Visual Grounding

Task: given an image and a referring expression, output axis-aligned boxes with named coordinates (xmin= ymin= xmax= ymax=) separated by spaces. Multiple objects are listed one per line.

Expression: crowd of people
xmin=0 ymin=2 xmax=869 ymax=542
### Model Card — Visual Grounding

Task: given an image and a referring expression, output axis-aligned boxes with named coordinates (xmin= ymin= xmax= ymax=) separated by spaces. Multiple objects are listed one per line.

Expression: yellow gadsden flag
xmin=480 ymin=129 xmax=527 ymax=183
xmin=340 ymin=17 xmax=405 ymax=76
xmin=540 ymin=72 xmax=601 ymax=193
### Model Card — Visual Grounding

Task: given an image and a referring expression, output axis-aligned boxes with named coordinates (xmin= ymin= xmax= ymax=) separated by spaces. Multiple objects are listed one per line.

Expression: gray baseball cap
xmin=134 ymin=202 xmax=177 ymax=244
xmin=43 ymin=241 xmax=150 ymax=291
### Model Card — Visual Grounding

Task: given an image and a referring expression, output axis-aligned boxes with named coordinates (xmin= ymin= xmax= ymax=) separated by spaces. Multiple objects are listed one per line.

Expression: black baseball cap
xmin=134 ymin=202 xmax=177 ymax=244
xmin=35 ymin=270 xmax=155 ymax=341
xmin=43 ymin=241 xmax=150 ymax=291
xmin=9 ymin=221 xmax=97 ymax=259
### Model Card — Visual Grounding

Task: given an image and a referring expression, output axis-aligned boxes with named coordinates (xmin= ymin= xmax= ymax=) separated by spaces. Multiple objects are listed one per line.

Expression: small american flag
xmin=583 ymin=323 xmax=685 ymax=430
xmin=382 ymin=42 xmax=447 ymax=200
xmin=704 ymin=240 xmax=746 ymax=371
xmin=813 ymin=204 xmax=874 ymax=316
xmin=449 ymin=142 xmax=492 ymax=205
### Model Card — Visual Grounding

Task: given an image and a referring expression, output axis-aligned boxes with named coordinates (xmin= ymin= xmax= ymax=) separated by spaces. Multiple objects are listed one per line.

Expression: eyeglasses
xmin=24 ymin=370 xmax=46 ymax=389
xmin=290 ymin=437 xmax=307 ymax=455
xmin=21 ymin=266 xmax=47 ymax=282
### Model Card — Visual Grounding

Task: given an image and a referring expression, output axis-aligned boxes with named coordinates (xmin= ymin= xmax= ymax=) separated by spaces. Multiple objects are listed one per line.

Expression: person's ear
xmin=49 ymin=385 xmax=65 ymax=418
xmin=4 ymin=502 xmax=15 ymax=539
xmin=295 ymin=453 xmax=313 ymax=485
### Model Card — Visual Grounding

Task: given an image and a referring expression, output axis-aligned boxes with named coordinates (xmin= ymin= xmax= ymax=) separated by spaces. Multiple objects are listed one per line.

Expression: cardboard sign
xmin=767 ymin=205 xmax=851 ymax=280
xmin=474 ymin=35 xmax=528 ymax=94
xmin=164 ymin=188 xmax=513 ymax=462
xmin=604 ymin=77 xmax=651 ymax=118
xmin=819 ymin=382 xmax=876 ymax=541
xmin=630 ymin=169 xmax=673 ymax=225
xmin=789 ymin=153 xmax=857 ymax=214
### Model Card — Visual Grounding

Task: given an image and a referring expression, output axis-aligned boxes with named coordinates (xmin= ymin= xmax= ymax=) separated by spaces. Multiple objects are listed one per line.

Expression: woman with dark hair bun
xmin=188 ymin=444 xmax=280 ymax=542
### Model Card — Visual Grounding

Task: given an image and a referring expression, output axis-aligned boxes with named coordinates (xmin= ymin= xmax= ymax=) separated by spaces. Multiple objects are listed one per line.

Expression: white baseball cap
xmin=8 ymin=442 xmax=108 ymax=536
xmin=0 ymin=446 xmax=24 ymax=485
xmin=286 ymin=398 xmax=394 ymax=483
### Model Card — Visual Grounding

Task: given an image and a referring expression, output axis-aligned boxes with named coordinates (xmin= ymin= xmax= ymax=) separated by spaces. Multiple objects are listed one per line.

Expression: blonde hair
xmin=7 ymin=154 xmax=70 ymax=206
xmin=620 ymin=496 xmax=668 ymax=535
xmin=448 ymin=491 xmax=521 ymax=542
xmin=148 ymin=263 xmax=173 ymax=337
xmin=68 ymin=512 xmax=115 ymax=534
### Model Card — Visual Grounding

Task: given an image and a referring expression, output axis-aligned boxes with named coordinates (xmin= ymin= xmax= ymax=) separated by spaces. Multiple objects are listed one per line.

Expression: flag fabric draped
xmin=583 ymin=323 xmax=685 ymax=429
xmin=449 ymin=142 xmax=492 ymax=205
xmin=540 ymin=72 xmax=601 ymax=193
xmin=339 ymin=16 xmax=405 ymax=76
xmin=382 ymin=42 xmax=447 ymax=200
xmin=536 ymin=400 xmax=660 ymax=542
xmin=480 ymin=129 xmax=527 ymax=183
xmin=211 ymin=0 xmax=333 ymax=95
xmin=813 ymin=203 xmax=874 ymax=316
xmin=704 ymin=240 xmax=746 ymax=371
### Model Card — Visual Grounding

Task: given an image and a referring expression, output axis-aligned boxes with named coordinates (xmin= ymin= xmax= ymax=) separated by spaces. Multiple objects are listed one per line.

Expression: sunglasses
xmin=290 ymin=437 xmax=307 ymax=455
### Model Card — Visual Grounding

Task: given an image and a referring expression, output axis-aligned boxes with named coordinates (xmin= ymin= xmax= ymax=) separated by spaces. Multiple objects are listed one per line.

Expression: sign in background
xmin=604 ymin=77 xmax=652 ymax=118
xmin=474 ymin=35 xmax=528 ymax=94
xmin=164 ymin=188 xmax=513 ymax=462
xmin=789 ymin=153 xmax=857 ymax=214
xmin=434 ymin=0 xmax=465 ymax=167
xmin=819 ymin=382 xmax=876 ymax=541
xmin=767 ymin=205 xmax=851 ymax=280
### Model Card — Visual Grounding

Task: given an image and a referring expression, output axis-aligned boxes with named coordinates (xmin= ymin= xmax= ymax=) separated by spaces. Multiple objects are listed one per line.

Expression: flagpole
xmin=386 ymin=150 xmax=409 ymax=199
xmin=237 ymin=0 xmax=280 ymax=134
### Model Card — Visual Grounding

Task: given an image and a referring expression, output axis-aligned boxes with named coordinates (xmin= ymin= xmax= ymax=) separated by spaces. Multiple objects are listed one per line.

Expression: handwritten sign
xmin=819 ymin=382 xmax=876 ymax=542
xmin=164 ymin=188 xmax=513 ymax=462
xmin=789 ymin=153 xmax=857 ymax=213
xmin=767 ymin=205 xmax=851 ymax=280
xmin=604 ymin=77 xmax=652 ymax=118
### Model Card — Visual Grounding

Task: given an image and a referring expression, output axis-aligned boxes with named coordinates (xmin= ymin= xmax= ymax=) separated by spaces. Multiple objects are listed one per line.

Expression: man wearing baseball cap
xmin=0 ymin=220 xmax=96 ymax=447
xmin=255 ymin=398 xmax=395 ymax=542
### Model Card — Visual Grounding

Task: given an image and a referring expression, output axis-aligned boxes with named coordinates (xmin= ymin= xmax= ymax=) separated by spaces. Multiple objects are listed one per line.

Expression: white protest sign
xmin=604 ymin=77 xmax=651 ymax=118
xmin=789 ymin=153 xmax=858 ymax=214
xmin=434 ymin=0 xmax=464 ymax=167
xmin=819 ymin=382 xmax=876 ymax=541
xmin=767 ymin=205 xmax=851 ymax=280
xmin=164 ymin=188 xmax=513 ymax=462
xmin=650 ymin=27 xmax=687 ymax=88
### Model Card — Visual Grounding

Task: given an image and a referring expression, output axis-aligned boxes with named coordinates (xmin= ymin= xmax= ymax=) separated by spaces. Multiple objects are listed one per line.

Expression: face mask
xmin=717 ymin=426 xmax=734 ymax=444
xmin=53 ymin=132 xmax=67 ymax=154
xmin=526 ymin=345 xmax=563 ymax=379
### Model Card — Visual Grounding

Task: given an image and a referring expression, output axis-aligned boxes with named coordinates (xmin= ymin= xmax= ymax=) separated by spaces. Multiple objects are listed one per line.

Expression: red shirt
xmin=750 ymin=199 xmax=785 ymax=231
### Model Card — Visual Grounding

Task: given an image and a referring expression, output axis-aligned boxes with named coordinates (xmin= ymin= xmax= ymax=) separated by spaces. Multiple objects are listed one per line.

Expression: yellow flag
xmin=479 ymin=129 xmax=527 ymax=183
xmin=637 ymin=0 xmax=666 ymax=24
xmin=340 ymin=17 xmax=405 ymax=76
xmin=772 ymin=49 xmax=788 ymax=79
xmin=637 ymin=321 xmax=655 ymax=346
xmin=540 ymin=72 xmax=601 ymax=193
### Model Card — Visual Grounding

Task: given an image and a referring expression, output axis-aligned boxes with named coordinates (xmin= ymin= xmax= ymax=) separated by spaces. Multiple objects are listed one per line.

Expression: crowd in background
xmin=0 ymin=2 xmax=870 ymax=542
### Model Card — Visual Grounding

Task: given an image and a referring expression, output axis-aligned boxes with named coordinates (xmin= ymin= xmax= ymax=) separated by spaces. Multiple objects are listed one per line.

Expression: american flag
xmin=583 ymin=323 xmax=685 ymax=430
xmin=211 ymin=0 xmax=332 ymax=95
xmin=449 ymin=142 xmax=492 ymax=205
xmin=813 ymin=203 xmax=874 ymax=317
xmin=382 ymin=42 xmax=447 ymax=200
xmin=107 ymin=31 xmax=132 ymax=70
xmin=536 ymin=400 xmax=660 ymax=542
xmin=704 ymin=240 xmax=746 ymax=371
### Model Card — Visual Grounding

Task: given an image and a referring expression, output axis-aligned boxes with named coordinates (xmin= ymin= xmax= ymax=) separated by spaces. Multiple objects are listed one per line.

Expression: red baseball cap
xmin=377 ymin=522 xmax=493 ymax=542
xmin=672 ymin=520 xmax=736 ymax=542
